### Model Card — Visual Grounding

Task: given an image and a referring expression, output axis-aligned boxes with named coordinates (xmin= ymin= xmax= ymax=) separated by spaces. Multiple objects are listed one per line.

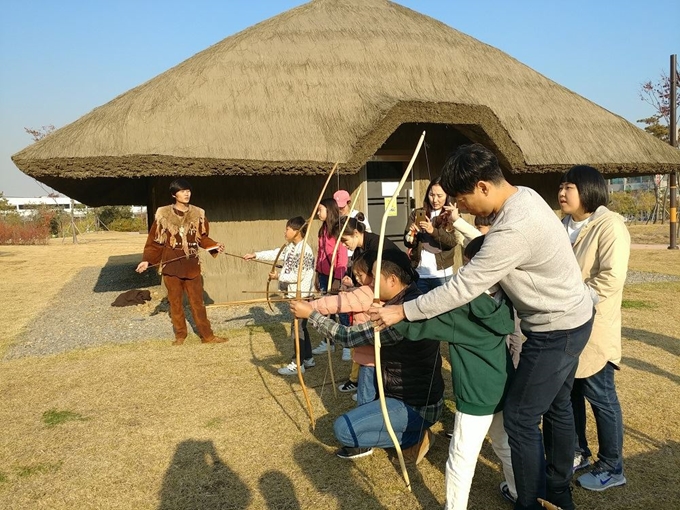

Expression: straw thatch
xmin=12 ymin=0 xmax=680 ymax=204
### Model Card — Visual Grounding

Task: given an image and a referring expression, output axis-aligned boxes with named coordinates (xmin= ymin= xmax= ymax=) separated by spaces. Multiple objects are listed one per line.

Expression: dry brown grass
xmin=0 ymin=231 xmax=149 ymax=356
xmin=627 ymin=223 xmax=678 ymax=246
xmin=0 ymin=228 xmax=678 ymax=509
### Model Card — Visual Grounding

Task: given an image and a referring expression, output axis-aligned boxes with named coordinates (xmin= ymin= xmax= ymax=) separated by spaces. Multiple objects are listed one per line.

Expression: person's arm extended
xmin=307 ymin=310 xmax=404 ymax=347
xmin=198 ymin=218 xmax=223 ymax=257
xmin=452 ymin=217 xmax=482 ymax=244
xmin=251 ymin=246 xmax=287 ymax=263
xmin=404 ymin=225 xmax=529 ymax=321
xmin=310 ymin=285 xmax=373 ymax=315
xmin=585 ymin=216 xmax=630 ymax=302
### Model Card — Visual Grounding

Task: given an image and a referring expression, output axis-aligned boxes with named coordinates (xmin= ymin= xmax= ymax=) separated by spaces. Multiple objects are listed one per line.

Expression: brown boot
xmin=202 ymin=336 xmax=228 ymax=344
xmin=396 ymin=428 xmax=435 ymax=465
xmin=172 ymin=338 xmax=186 ymax=346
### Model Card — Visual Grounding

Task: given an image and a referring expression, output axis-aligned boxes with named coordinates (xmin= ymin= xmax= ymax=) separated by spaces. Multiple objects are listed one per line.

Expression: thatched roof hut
xmin=12 ymin=0 xmax=680 ymax=207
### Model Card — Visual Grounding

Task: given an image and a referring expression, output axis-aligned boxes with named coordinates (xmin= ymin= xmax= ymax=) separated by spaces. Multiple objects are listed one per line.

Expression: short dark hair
xmin=441 ymin=144 xmax=504 ymax=195
xmin=286 ymin=216 xmax=307 ymax=237
xmin=353 ymin=250 xmax=377 ymax=277
xmin=464 ymin=235 xmax=485 ymax=260
xmin=474 ymin=215 xmax=493 ymax=228
xmin=379 ymin=249 xmax=418 ymax=284
xmin=169 ymin=178 xmax=192 ymax=196
xmin=560 ymin=165 xmax=609 ymax=213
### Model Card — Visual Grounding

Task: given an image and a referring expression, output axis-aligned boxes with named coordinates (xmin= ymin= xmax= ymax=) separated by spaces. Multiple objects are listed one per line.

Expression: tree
xmin=23 ymin=124 xmax=79 ymax=242
xmin=637 ymin=67 xmax=679 ymax=229
xmin=97 ymin=206 xmax=133 ymax=228
xmin=24 ymin=125 xmax=56 ymax=142
xmin=0 ymin=192 xmax=12 ymax=212
xmin=637 ymin=68 xmax=679 ymax=144
xmin=609 ymin=191 xmax=637 ymax=219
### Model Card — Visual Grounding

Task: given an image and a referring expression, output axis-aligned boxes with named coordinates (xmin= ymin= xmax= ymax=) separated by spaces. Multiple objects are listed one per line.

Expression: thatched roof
xmin=13 ymin=0 xmax=680 ymax=204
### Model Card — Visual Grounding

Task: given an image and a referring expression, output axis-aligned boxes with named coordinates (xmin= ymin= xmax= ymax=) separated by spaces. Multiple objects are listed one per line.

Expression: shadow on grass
xmin=158 ymin=439 xmax=251 ymax=510
xmin=622 ymin=327 xmax=680 ymax=357
xmin=259 ymin=470 xmax=301 ymax=509
xmin=295 ymin=441 xmax=389 ymax=510
xmin=621 ymin=356 xmax=680 ymax=385
xmin=94 ymin=254 xmax=160 ymax=293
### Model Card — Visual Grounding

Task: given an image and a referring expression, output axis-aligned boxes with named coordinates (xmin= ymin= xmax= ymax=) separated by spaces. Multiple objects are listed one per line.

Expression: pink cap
xmin=333 ymin=189 xmax=351 ymax=208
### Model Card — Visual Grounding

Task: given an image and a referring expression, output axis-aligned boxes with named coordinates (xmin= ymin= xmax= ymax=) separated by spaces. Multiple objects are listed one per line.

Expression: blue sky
xmin=1 ymin=0 xmax=677 ymax=197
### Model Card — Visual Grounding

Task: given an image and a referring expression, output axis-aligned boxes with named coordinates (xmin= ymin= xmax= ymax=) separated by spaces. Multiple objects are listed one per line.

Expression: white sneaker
xmin=278 ymin=361 xmax=304 ymax=375
xmin=312 ymin=340 xmax=335 ymax=355
xmin=342 ymin=348 xmax=352 ymax=361
xmin=303 ymin=357 xmax=315 ymax=368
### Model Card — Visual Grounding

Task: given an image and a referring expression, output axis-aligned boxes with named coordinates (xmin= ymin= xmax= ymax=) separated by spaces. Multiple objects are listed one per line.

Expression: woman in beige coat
xmin=557 ymin=165 xmax=630 ymax=492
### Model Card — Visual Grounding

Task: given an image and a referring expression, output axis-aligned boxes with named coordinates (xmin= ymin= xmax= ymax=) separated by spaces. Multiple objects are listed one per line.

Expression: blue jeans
xmin=416 ymin=274 xmax=451 ymax=294
xmin=357 ymin=365 xmax=377 ymax=406
xmin=503 ymin=315 xmax=593 ymax=510
xmin=334 ymin=397 xmax=433 ymax=449
xmin=572 ymin=362 xmax=623 ymax=473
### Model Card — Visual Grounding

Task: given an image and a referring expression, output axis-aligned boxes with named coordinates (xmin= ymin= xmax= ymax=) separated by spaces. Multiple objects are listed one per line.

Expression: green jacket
xmin=393 ymin=292 xmax=515 ymax=416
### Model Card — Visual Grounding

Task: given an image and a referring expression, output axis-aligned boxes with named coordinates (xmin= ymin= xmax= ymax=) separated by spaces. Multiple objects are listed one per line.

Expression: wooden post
xmin=70 ymin=199 xmax=78 ymax=244
xmin=669 ymin=54 xmax=678 ymax=249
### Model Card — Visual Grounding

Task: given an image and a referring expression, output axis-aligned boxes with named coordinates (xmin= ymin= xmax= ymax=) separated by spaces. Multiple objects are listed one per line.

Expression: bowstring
xmin=424 ymin=141 xmax=432 ymax=181
xmin=420 ymin=141 xmax=444 ymax=443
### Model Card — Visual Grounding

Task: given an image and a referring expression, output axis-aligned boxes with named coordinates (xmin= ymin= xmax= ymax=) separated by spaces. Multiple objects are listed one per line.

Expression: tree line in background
xmin=0 ymin=194 xmax=146 ymax=245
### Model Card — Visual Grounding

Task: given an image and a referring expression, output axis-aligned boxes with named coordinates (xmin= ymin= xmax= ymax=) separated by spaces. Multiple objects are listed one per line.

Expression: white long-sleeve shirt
xmin=255 ymin=241 xmax=315 ymax=298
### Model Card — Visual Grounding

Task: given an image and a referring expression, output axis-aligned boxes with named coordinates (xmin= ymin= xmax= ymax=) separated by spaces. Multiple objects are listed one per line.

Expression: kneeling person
xmin=291 ymin=249 xmax=444 ymax=463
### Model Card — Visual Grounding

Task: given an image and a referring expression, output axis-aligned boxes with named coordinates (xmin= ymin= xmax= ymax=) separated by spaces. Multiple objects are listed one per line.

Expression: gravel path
xmin=5 ymin=262 xmax=293 ymax=360
xmin=5 ymin=264 xmax=678 ymax=360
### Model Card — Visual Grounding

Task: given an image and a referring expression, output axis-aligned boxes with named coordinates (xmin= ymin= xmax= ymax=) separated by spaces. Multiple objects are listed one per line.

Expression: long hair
xmin=423 ymin=176 xmax=452 ymax=228
xmin=318 ymin=197 xmax=341 ymax=238
xmin=340 ymin=216 xmax=366 ymax=239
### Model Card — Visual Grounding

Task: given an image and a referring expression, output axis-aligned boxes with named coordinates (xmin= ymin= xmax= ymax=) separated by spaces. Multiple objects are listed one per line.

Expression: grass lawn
xmin=0 ymin=228 xmax=678 ymax=509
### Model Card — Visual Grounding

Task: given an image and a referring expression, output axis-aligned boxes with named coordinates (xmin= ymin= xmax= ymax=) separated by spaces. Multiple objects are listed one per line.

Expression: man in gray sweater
xmin=370 ymin=144 xmax=594 ymax=510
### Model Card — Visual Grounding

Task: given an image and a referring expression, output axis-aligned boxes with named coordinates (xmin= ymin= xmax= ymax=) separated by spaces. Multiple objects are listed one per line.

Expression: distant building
xmin=3 ymin=196 xmax=88 ymax=217
xmin=608 ymin=175 xmax=667 ymax=192
xmin=2 ymin=197 xmax=146 ymax=218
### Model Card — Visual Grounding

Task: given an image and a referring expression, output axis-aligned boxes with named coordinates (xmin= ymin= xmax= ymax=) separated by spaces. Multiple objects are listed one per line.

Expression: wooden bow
xmin=372 ymin=131 xmax=426 ymax=491
xmin=323 ymin=187 xmax=363 ymax=398
xmin=295 ymin=162 xmax=339 ymax=430
xmin=266 ymin=244 xmax=287 ymax=312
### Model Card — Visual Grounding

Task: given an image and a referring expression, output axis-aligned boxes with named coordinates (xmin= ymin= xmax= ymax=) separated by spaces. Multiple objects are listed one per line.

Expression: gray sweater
xmin=404 ymin=187 xmax=594 ymax=333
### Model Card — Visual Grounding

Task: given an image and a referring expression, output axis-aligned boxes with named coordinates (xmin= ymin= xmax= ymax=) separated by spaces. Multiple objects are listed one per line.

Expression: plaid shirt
xmin=308 ymin=310 xmax=443 ymax=424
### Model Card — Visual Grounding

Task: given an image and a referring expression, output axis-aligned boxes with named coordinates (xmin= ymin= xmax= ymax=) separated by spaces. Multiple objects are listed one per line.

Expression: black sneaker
xmin=335 ymin=447 xmax=373 ymax=459
xmin=338 ymin=380 xmax=358 ymax=392
xmin=499 ymin=481 xmax=517 ymax=504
